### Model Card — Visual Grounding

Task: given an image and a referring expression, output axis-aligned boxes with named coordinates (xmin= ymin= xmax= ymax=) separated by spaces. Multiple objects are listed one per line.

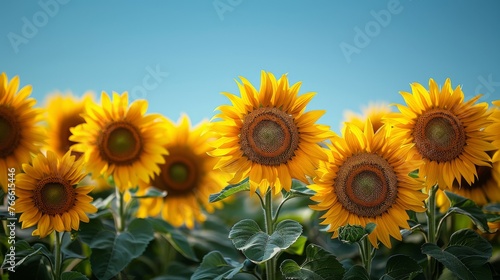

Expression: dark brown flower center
xmin=98 ymin=121 xmax=143 ymax=165
xmin=59 ymin=113 xmax=85 ymax=158
xmin=335 ymin=153 xmax=398 ymax=217
xmin=0 ymin=106 xmax=21 ymax=158
xmin=413 ymin=109 xmax=466 ymax=162
xmin=34 ymin=177 xmax=76 ymax=215
xmin=154 ymin=148 xmax=201 ymax=196
xmin=240 ymin=107 xmax=299 ymax=166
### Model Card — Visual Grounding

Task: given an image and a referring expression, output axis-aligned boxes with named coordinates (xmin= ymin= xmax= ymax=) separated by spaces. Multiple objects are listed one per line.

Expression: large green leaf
xmin=285 ymin=235 xmax=308 ymax=256
xmin=147 ymin=218 xmax=198 ymax=261
xmin=421 ymin=230 xmax=493 ymax=280
xmin=444 ymin=191 xmax=489 ymax=232
xmin=342 ymin=265 xmax=370 ymax=280
xmin=190 ymin=251 xmax=244 ymax=280
xmin=379 ymin=254 xmax=423 ymax=280
xmin=209 ymin=178 xmax=250 ymax=203
xmin=280 ymin=244 xmax=345 ymax=280
xmin=229 ymin=219 xmax=302 ymax=263
xmin=447 ymin=229 xmax=492 ymax=266
xmin=89 ymin=218 xmax=154 ymax=280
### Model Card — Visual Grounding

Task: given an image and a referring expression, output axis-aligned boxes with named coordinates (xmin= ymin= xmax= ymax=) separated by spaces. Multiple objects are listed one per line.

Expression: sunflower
xmin=209 ymin=71 xmax=333 ymax=195
xmin=44 ymin=92 xmax=94 ymax=158
xmin=136 ymin=115 xmax=229 ymax=228
xmin=70 ymin=92 xmax=169 ymax=192
xmin=390 ymin=79 xmax=494 ymax=189
xmin=309 ymin=121 xmax=427 ymax=248
xmin=15 ymin=151 xmax=97 ymax=238
xmin=343 ymin=102 xmax=392 ymax=133
xmin=0 ymin=73 xmax=45 ymax=192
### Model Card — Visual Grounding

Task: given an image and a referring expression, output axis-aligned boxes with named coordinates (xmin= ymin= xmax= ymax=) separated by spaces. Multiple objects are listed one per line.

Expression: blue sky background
xmin=1 ymin=0 xmax=499 ymax=133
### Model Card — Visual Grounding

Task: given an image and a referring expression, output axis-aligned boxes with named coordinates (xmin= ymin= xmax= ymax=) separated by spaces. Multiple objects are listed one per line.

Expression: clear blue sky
xmin=1 ymin=0 xmax=499 ymax=133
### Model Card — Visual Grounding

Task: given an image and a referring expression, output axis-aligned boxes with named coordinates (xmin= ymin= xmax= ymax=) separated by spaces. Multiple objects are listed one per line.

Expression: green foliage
xmin=280 ymin=244 xmax=345 ymax=280
xmin=228 ymin=219 xmax=302 ymax=263
xmin=338 ymin=223 xmax=376 ymax=244
xmin=379 ymin=255 xmax=423 ymax=280
xmin=421 ymin=229 xmax=493 ymax=280
xmin=60 ymin=271 xmax=89 ymax=280
xmin=86 ymin=218 xmax=154 ymax=280
xmin=342 ymin=265 xmax=370 ymax=280
xmin=209 ymin=178 xmax=250 ymax=203
xmin=444 ymin=191 xmax=489 ymax=232
xmin=282 ymin=179 xmax=315 ymax=199
xmin=129 ymin=186 xmax=167 ymax=199
xmin=147 ymin=217 xmax=198 ymax=261
xmin=190 ymin=251 xmax=245 ymax=280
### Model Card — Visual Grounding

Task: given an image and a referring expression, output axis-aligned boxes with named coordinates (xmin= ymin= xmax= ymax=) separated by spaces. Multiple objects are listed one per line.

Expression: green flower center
xmin=335 ymin=152 xmax=398 ymax=217
xmin=241 ymin=107 xmax=299 ymax=166
xmin=0 ymin=106 xmax=21 ymax=158
xmin=99 ymin=121 xmax=143 ymax=165
xmin=413 ymin=109 xmax=466 ymax=162
xmin=169 ymin=162 xmax=189 ymax=184
xmin=155 ymin=150 xmax=201 ymax=196
xmin=35 ymin=177 xmax=76 ymax=215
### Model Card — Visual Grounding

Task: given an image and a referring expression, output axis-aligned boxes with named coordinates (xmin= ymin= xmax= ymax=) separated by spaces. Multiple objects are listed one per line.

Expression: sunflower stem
xmin=115 ymin=188 xmax=126 ymax=232
xmin=263 ymin=190 xmax=276 ymax=280
xmin=426 ymin=184 xmax=439 ymax=280
xmin=358 ymin=236 xmax=373 ymax=275
xmin=54 ymin=231 xmax=62 ymax=280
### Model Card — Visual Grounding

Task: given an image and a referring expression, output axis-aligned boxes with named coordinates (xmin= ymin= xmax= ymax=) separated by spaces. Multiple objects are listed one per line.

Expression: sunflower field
xmin=1 ymin=70 xmax=500 ymax=280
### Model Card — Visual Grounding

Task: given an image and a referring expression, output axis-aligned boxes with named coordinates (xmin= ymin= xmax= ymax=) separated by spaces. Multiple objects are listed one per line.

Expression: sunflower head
xmin=136 ymin=115 xmax=229 ymax=228
xmin=16 ymin=151 xmax=97 ymax=238
xmin=44 ymin=92 xmax=95 ymax=158
xmin=0 ymin=73 xmax=45 ymax=191
xmin=390 ymin=78 xmax=495 ymax=189
xmin=309 ymin=121 xmax=427 ymax=248
xmin=209 ymin=71 xmax=334 ymax=195
xmin=343 ymin=102 xmax=393 ymax=133
xmin=70 ymin=91 xmax=169 ymax=192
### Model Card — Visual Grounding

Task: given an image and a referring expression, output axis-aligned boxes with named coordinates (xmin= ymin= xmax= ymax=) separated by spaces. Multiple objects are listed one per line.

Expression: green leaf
xmin=421 ymin=242 xmax=491 ymax=280
xmin=447 ymin=229 xmax=492 ymax=266
xmin=191 ymin=251 xmax=244 ymax=280
xmin=280 ymin=244 xmax=345 ymax=280
xmin=283 ymin=179 xmax=315 ymax=198
xmin=229 ymin=219 xmax=302 ymax=263
xmin=60 ymin=271 xmax=89 ymax=280
xmin=89 ymin=218 xmax=154 ymax=280
xmin=147 ymin=218 xmax=198 ymax=261
xmin=444 ymin=191 xmax=489 ymax=232
xmin=209 ymin=178 xmax=250 ymax=203
xmin=77 ymin=218 xmax=105 ymax=244
xmin=379 ymin=254 xmax=423 ymax=280
xmin=285 ymin=235 xmax=308 ymax=256
xmin=131 ymin=186 xmax=167 ymax=199
xmin=342 ymin=265 xmax=370 ymax=280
